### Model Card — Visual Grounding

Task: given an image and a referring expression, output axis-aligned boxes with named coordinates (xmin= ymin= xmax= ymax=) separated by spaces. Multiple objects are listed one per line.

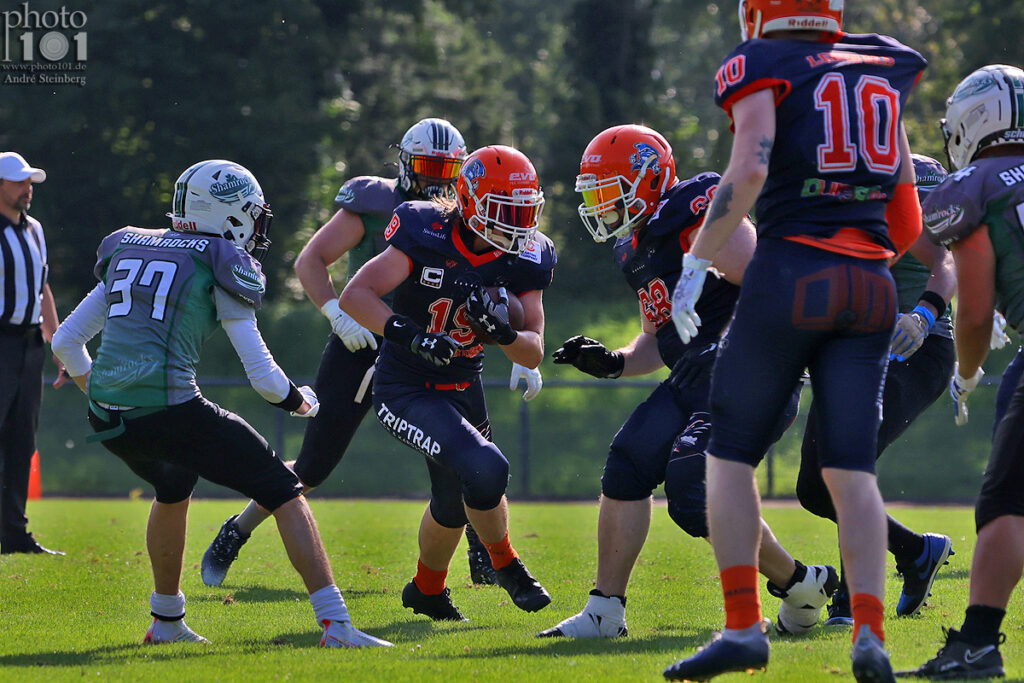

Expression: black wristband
xmin=271 ymin=382 xmax=304 ymax=412
xmin=918 ymin=290 xmax=946 ymax=315
xmin=383 ymin=314 xmax=420 ymax=348
xmin=608 ymin=351 xmax=625 ymax=378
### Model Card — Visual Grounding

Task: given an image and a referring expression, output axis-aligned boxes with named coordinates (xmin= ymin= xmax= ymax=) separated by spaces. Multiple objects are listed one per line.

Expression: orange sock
xmin=481 ymin=532 xmax=519 ymax=570
xmin=413 ymin=559 xmax=448 ymax=595
xmin=851 ymin=593 xmax=885 ymax=642
xmin=721 ymin=564 xmax=761 ymax=630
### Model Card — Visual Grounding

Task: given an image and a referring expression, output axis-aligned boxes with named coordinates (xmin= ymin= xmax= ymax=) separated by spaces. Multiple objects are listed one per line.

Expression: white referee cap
xmin=0 ymin=152 xmax=46 ymax=183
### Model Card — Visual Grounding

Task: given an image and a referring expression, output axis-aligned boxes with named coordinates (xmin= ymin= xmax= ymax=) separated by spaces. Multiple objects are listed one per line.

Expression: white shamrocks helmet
xmin=942 ymin=64 xmax=1024 ymax=170
xmin=169 ymin=159 xmax=273 ymax=260
xmin=397 ymin=118 xmax=467 ymax=199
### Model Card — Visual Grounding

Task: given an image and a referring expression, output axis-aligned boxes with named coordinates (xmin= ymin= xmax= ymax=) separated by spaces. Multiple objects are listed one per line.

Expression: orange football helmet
xmin=739 ymin=0 xmax=844 ymax=41
xmin=575 ymin=124 xmax=677 ymax=242
xmin=456 ymin=145 xmax=545 ymax=255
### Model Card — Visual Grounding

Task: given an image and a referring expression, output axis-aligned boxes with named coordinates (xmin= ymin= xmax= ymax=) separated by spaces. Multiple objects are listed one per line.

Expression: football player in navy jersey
xmin=667 ymin=1 xmax=926 ymax=681
xmin=899 ymin=64 xmax=1024 ymax=681
xmin=798 ymin=155 xmax=956 ymax=627
xmin=340 ymin=145 xmax=555 ymax=621
xmin=536 ymin=124 xmax=837 ymax=640
xmin=199 ymin=119 xmax=531 ymax=588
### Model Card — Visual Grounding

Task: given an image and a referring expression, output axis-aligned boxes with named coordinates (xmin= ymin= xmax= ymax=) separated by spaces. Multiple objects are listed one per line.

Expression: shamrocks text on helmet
xmin=169 ymin=160 xmax=273 ymax=261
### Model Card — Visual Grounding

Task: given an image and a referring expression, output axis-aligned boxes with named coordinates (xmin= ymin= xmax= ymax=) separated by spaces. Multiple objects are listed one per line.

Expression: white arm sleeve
xmin=220 ymin=316 xmax=293 ymax=403
xmin=52 ymin=282 xmax=107 ymax=377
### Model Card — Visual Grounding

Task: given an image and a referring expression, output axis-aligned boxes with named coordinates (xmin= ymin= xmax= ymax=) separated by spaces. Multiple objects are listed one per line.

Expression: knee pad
xmin=462 ymin=447 xmax=509 ymax=512
xmin=430 ymin=496 xmax=468 ymax=529
xmin=664 ymin=414 xmax=711 ymax=538
xmin=601 ymin=429 xmax=672 ymax=502
xmin=153 ymin=470 xmax=199 ymax=504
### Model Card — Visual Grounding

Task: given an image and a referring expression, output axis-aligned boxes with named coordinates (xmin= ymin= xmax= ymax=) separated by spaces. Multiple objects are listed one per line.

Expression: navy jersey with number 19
xmin=714 ymin=33 xmax=926 ymax=246
xmin=376 ymin=200 xmax=557 ymax=386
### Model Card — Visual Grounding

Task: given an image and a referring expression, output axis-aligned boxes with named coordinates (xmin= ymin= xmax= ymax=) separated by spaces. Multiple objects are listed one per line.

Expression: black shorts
xmin=978 ymin=348 xmax=1024 ymax=530
xmin=293 ymin=334 xmax=379 ymax=487
xmin=88 ymin=396 xmax=302 ymax=511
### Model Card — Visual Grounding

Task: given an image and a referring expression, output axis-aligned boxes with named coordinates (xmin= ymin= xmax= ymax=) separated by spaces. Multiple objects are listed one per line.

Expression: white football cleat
xmin=143 ymin=617 xmax=210 ymax=644
xmin=769 ymin=564 xmax=839 ymax=635
xmin=320 ymin=619 xmax=394 ymax=648
xmin=536 ymin=592 xmax=627 ymax=638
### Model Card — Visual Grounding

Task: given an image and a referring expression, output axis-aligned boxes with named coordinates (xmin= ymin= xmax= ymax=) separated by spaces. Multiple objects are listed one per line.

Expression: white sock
xmin=235 ymin=499 xmax=271 ymax=535
xmin=151 ymin=590 xmax=186 ymax=620
xmin=310 ymin=584 xmax=350 ymax=626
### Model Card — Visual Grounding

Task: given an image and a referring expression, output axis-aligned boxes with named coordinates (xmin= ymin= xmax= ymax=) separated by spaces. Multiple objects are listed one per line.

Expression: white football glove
xmin=991 ymin=311 xmax=1011 ymax=350
xmin=510 ymin=363 xmax=542 ymax=402
xmin=950 ymin=363 xmax=984 ymax=427
xmin=291 ymin=385 xmax=320 ymax=418
xmin=321 ymin=299 xmax=377 ymax=352
xmin=671 ymin=253 xmax=712 ymax=344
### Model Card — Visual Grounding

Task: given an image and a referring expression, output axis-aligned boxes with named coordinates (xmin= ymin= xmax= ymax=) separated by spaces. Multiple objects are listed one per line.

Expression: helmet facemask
xmin=576 ymin=153 xmax=659 ymax=242
xmin=465 ymin=187 xmax=545 ymax=255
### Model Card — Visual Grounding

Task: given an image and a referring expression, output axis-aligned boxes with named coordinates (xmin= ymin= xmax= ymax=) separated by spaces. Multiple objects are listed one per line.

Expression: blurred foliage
xmin=4 ymin=0 xmax=1023 ymax=499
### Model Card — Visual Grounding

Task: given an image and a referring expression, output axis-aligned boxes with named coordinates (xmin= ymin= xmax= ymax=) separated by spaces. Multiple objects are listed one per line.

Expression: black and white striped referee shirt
xmin=0 ymin=212 xmax=47 ymax=327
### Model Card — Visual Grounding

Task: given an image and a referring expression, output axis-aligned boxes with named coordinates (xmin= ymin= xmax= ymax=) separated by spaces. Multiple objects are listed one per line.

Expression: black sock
xmin=959 ymin=605 xmax=1006 ymax=645
xmin=887 ymin=516 xmax=924 ymax=565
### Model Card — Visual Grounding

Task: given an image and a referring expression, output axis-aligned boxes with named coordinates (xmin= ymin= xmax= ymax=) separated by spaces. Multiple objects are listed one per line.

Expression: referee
xmin=0 ymin=152 xmax=64 ymax=555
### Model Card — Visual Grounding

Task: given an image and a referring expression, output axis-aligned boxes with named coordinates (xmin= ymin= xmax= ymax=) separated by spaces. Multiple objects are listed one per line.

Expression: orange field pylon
xmin=28 ymin=450 xmax=41 ymax=500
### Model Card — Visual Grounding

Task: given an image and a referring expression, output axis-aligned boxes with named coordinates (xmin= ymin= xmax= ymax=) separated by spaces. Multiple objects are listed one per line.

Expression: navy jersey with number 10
xmin=714 ymin=33 xmax=926 ymax=246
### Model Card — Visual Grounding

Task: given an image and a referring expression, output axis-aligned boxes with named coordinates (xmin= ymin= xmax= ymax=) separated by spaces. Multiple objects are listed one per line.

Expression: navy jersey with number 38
xmin=714 ymin=34 xmax=926 ymax=245
xmin=377 ymin=201 xmax=556 ymax=385
xmin=612 ymin=174 xmax=738 ymax=367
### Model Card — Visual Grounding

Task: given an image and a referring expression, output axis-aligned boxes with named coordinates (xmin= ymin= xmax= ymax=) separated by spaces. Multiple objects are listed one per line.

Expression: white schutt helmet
xmin=942 ymin=64 xmax=1024 ymax=170
xmin=397 ymin=118 xmax=468 ymax=198
xmin=169 ymin=159 xmax=273 ymax=260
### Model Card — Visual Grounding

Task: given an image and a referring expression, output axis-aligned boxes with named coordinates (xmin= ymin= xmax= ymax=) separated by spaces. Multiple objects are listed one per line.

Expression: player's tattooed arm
xmin=705 ymin=182 xmax=734 ymax=226
xmin=756 ymin=135 xmax=773 ymax=166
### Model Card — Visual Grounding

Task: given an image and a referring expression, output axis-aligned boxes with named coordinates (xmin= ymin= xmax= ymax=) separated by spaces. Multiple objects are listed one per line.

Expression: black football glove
xmin=668 ymin=341 xmax=718 ymax=391
xmin=465 ymin=286 xmax=518 ymax=345
xmin=384 ymin=314 xmax=462 ymax=367
xmin=410 ymin=331 xmax=462 ymax=367
xmin=552 ymin=335 xmax=624 ymax=379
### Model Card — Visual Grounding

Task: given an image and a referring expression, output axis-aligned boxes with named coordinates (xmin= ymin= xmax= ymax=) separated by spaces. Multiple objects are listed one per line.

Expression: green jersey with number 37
xmin=89 ymin=227 xmax=266 ymax=407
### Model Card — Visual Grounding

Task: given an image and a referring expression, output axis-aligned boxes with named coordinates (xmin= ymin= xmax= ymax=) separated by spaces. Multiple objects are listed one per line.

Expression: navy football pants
xmin=710 ymin=238 xmax=895 ymax=472
xmin=373 ymin=377 xmax=507 ymax=528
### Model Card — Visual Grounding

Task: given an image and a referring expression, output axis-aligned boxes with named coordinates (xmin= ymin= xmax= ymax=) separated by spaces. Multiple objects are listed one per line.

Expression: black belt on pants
xmin=0 ymin=322 xmax=40 ymax=337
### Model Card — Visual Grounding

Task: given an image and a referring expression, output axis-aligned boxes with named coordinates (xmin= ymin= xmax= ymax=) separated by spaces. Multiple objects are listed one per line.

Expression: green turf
xmin=1 ymin=500 xmax=1019 ymax=681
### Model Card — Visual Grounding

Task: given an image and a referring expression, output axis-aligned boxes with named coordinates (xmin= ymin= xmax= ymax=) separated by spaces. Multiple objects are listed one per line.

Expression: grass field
xmin=2 ymin=499 xmax=1020 ymax=681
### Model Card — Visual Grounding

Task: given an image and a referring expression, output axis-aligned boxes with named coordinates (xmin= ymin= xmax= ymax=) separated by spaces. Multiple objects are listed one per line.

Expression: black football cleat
xmin=851 ymin=625 xmax=895 ymax=683
xmin=494 ymin=558 xmax=551 ymax=612
xmin=201 ymin=515 xmax=249 ymax=587
xmin=0 ymin=532 xmax=63 ymax=555
xmin=465 ymin=524 xmax=497 ymax=585
xmin=896 ymin=627 xmax=1004 ymax=679
xmin=401 ymin=580 xmax=468 ymax=622
xmin=664 ymin=619 xmax=770 ymax=681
